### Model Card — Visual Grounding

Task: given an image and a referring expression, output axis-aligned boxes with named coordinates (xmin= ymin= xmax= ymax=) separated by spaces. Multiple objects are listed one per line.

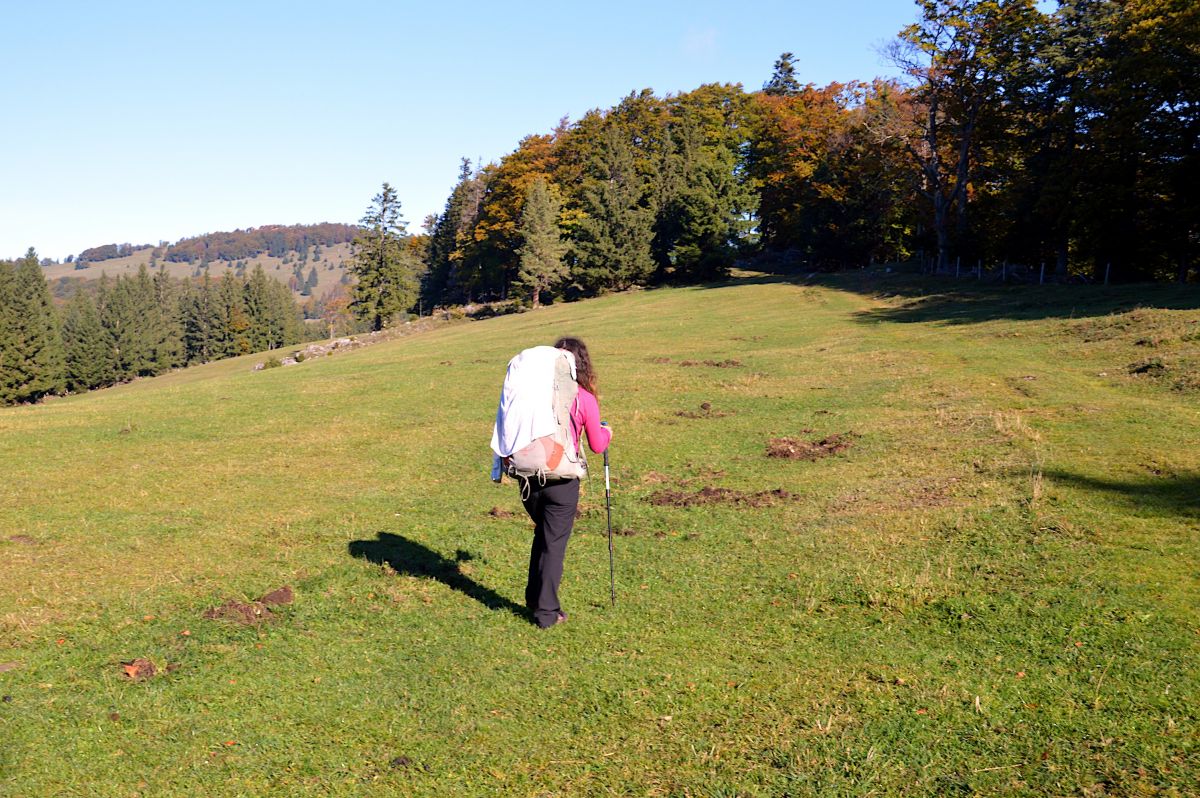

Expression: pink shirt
xmin=570 ymin=387 xmax=611 ymax=455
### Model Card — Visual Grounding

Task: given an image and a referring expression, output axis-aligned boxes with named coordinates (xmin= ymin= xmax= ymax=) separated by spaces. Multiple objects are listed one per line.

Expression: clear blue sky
xmin=1 ymin=1 xmax=916 ymax=261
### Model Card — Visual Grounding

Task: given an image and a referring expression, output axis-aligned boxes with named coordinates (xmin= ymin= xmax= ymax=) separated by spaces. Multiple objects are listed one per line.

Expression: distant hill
xmin=43 ymin=223 xmax=360 ymax=302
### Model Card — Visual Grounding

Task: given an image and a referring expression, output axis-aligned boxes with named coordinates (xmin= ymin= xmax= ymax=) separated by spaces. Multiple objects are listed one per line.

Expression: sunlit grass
xmin=1 ymin=274 xmax=1197 ymax=796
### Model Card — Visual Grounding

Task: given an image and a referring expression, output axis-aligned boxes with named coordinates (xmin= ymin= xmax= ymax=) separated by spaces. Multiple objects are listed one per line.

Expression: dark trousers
xmin=520 ymin=477 xmax=580 ymax=628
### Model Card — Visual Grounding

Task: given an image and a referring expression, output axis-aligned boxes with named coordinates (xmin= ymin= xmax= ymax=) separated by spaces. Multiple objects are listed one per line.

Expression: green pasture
xmin=1 ymin=272 xmax=1197 ymax=796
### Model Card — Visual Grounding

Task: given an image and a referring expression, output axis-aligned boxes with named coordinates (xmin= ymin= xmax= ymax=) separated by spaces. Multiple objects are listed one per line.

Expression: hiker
xmin=490 ymin=336 xmax=612 ymax=628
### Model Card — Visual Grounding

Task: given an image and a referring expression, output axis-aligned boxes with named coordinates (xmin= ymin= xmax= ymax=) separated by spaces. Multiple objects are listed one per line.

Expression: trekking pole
xmin=602 ymin=422 xmax=615 ymax=607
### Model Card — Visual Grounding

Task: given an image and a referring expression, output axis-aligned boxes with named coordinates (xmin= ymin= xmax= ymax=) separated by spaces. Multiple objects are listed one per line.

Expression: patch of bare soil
xmin=203 ymin=586 xmax=292 ymax=625
xmin=6 ymin=535 xmax=36 ymax=545
xmin=259 ymin=586 xmax=294 ymax=606
xmin=679 ymin=359 xmax=743 ymax=368
xmin=0 ymin=662 xmax=21 ymax=673
xmin=648 ymin=356 xmax=673 ymax=364
xmin=488 ymin=506 xmax=515 ymax=519
xmin=649 ymin=486 xmax=794 ymax=508
xmin=203 ymin=600 xmax=274 ymax=625
xmin=675 ymin=401 xmax=734 ymax=419
xmin=767 ymin=432 xmax=858 ymax=460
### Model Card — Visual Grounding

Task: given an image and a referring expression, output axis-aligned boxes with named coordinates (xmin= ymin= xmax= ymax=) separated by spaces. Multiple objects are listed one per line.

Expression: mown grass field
xmin=1 ymin=271 xmax=1197 ymax=797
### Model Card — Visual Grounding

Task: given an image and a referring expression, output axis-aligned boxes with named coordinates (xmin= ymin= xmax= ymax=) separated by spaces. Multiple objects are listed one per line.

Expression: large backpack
xmin=495 ymin=347 xmax=587 ymax=481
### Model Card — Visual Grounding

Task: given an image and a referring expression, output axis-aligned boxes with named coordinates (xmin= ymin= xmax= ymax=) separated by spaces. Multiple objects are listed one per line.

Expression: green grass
xmin=1 ymin=273 xmax=1197 ymax=796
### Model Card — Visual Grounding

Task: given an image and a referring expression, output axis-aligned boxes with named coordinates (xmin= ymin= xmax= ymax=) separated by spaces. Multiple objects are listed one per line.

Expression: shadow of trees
xmin=847 ymin=276 xmax=1200 ymax=326
xmin=348 ymin=531 xmax=530 ymax=621
xmin=1046 ymin=470 xmax=1200 ymax=520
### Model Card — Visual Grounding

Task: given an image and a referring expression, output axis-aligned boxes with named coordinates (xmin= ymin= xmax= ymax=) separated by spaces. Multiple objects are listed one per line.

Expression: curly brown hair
xmin=554 ymin=336 xmax=596 ymax=394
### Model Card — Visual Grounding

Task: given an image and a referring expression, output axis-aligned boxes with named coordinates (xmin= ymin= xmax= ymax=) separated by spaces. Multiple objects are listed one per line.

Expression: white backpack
xmin=493 ymin=347 xmax=587 ymax=481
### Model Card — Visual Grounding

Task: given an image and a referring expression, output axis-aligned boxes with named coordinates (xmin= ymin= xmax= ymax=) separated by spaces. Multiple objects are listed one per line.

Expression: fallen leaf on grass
xmin=121 ymin=659 xmax=156 ymax=681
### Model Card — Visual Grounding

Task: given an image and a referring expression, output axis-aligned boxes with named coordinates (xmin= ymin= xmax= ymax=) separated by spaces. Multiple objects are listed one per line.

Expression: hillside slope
xmin=1 ymin=274 xmax=1197 ymax=796
xmin=42 ymin=242 xmax=355 ymax=301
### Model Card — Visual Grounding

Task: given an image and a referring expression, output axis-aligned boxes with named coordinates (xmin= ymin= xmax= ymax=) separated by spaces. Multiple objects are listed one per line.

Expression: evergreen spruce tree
xmin=348 ymin=183 xmax=420 ymax=330
xmin=181 ymin=273 xmax=217 ymax=364
xmin=422 ymin=159 xmax=479 ymax=308
xmin=764 ymin=52 xmax=802 ymax=96
xmin=572 ymin=127 xmax=656 ymax=293
xmin=214 ymin=274 xmax=251 ymax=356
xmin=152 ymin=266 xmax=184 ymax=371
xmin=61 ymin=290 xmax=116 ymax=391
xmin=243 ymin=265 xmax=274 ymax=352
xmin=515 ymin=177 xmax=568 ymax=307
xmin=654 ymin=118 xmax=744 ymax=282
xmin=0 ymin=249 xmax=66 ymax=403
xmin=0 ymin=259 xmax=15 ymax=402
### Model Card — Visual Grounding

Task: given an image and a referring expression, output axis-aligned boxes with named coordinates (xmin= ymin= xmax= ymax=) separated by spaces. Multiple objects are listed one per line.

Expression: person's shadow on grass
xmin=348 ymin=532 xmax=530 ymax=622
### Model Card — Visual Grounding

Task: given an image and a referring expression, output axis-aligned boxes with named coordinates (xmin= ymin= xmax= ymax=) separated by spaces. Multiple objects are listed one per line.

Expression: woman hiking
xmin=490 ymin=336 xmax=613 ymax=628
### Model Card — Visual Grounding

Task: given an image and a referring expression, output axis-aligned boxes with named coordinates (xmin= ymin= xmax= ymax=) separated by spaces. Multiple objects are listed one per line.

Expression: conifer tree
xmin=152 ymin=266 xmax=183 ymax=371
xmin=214 ymin=274 xmax=251 ymax=356
xmin=516 ymin=178 xmax=568 ymax=307
xmin=572 ymin=127 xmax=656 ymax=293
xmin=0 ymin=249 xmax=66 ymax=403
xmin=61 ymin=290 xmax=115 ymax=391
xmin=181 ymin=272 xmax=218 ymax=364
xmin=348 ymin=183 xmax=420 ymax=330
xmin=764 ymin=52 xmax=802 ymax=96
xmin=423 ymin=159 xmax=483 ymax=308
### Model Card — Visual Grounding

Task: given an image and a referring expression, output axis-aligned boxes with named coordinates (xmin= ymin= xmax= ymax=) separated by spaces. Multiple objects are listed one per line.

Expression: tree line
xmin=67 ymin=223 xmax=359 ymax=269
xmin=385 ymin=0 xmax=1192 ymax=314
xmin=0 ymin=249 xmax=309 ymax=404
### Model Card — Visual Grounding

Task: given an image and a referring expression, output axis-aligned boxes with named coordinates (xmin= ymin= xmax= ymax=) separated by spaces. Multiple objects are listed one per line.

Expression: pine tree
xmin=0 ymin=249 xmax=66 ymax=403
xmin=181 ymin=272 xmax=218 ymax=364
xmin=764 ymin=52 xmax=802 ymax=96
xmin=348 ymin=183 xmax=420 ymax=330
xmin=422 ymin=159 xmax=483 ymax=308
xmin=515 ymin=178 xmax=568 ymax=307
xmin=244 ymin=265 xmax=274 ymax=352
xmin=572 ymin=127 xmax=656 ymax=293
xmin=214 ymin=275 xmax=251 ymax=357
xmin=61 ymin=290 xmax=116 ymax=391
xmin=152 ymin=266 xmax=183 ymax=371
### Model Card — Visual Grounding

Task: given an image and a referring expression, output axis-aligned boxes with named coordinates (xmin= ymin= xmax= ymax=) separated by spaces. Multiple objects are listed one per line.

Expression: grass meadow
xmin=1 ymin=271 xmax=1197 ymax=796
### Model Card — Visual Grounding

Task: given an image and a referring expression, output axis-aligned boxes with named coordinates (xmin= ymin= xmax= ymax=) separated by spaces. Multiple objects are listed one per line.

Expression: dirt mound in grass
xmin=767 ymin=432 xmax=857 ymax=460
xmin=676 ymin=401 xmax=734 ymax=419
xmin=259 ymin=586 xmax=294 ymax=606
xmin=488 ymin=506 xmax=515 ymax=519
xmin=649 ymin=486 xmax=794 ymax=508
xmin=204 ymin=600 xmax=273 ymax=625
xmin=679 ymin=358 xmax=743 ymax=368
xmin=203 ymin=586 xmax=293 ymax=625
